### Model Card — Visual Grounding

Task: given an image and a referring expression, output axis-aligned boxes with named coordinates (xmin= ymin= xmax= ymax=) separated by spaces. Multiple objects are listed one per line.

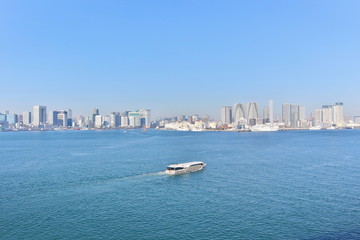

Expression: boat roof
xmin=167 ymin=161 xmax=205 ymax=168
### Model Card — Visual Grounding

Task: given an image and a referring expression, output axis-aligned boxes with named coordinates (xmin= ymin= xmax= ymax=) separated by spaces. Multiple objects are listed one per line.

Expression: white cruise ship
xmin=166 ymin=161 xmax=206 ymax=175
xmin=250 ymin=125 xmax=279 ymax=132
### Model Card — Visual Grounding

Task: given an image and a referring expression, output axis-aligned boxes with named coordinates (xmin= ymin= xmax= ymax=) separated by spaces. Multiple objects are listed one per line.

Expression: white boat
xmin=250 ymin=125 xmax=279 ymax=132
xmin=166 ymin=161 xmax=206 ymax=175
xmin=309 ymin=126 xmax=321 ymax=130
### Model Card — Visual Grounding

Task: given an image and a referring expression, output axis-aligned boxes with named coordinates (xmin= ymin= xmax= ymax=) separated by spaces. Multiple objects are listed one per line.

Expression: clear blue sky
xmin=1 ymin=0 xmax=359 ymax=119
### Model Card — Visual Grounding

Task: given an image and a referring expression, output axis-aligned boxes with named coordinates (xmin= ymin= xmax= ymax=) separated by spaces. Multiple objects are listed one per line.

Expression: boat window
xmin=175 ymin=167 xmax=184 ymax=170
xmin=167 ymin=167 xmax=175 ymax=170
xmin=190 ymin=163 xmax=203 ymax=167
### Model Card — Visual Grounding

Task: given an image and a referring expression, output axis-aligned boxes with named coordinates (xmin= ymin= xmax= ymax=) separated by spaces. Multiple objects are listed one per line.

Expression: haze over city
xmin=1 ymin=1 xmax=360 ymax=119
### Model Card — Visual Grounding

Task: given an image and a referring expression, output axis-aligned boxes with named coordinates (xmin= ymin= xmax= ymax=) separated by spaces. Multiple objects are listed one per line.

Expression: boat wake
xmin=104 ymin=171 xmax=167 ymax=183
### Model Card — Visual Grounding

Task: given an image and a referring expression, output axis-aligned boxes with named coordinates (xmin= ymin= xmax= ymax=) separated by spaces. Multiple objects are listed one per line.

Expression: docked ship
xmin=166 ymin=161 xmax=206 ymax=175
xmin=250 ymin=125 xmax=279 ymax=132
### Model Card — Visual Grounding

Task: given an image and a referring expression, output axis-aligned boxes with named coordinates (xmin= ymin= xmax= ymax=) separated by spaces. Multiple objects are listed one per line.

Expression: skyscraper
xmin=220 ymin=106 xmax=232 ymax=124
xmin=23 ymin=111 xmax=32 ymax=125
xmin=263 ymin=106 xmax=269 ymax=124
xmin=333 ymin=102 xmax=344 ymax=126
xmin=33 ymin=106 xmax=46 ymax=126
xmin=269 ymin=100 xmax=274 ymax=124
xmin=322 ymin=105 xmax=333 ymax=124
xmin=233 ymin=103 xmax=246 ymax=123
xmin=290 ymin=104 xmax=299 ymax=128
xmin=247 ymin=102 xmax=258 ymax=126
xmin=282 ymin=104 xmax=290 ymax=127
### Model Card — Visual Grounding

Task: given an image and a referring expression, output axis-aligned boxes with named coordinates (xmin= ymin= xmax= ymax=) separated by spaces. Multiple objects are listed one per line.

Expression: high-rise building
xmin=290 ymin=104 xmax=299 ymax=128
xmin=263 ymin=107 xmax=269 ymax=124
xmin=57 ymin=110 xmax=68 ymax=127
xmin=247 ymin=102 xmax=258 ymax=126
xmin=282 ymin=104 xmax=291 ymax=127
xmin=233 ymin=103 xmax=246 ymax=123
xmin=298 ymin=106 xmax=305 ymax=121
xmin=139 ymin=109 xmax=151 ymax=127
xmin=221 ymin=106 xmax=232 ymax=125
xmin=33 ymin=106 xmax=47 ymax=126
xmin=128 ymin=113 xmax=141 ymax=127
xmin=110 ymin=112 xmax=121 ymax=127
xmin=269 ymin=100 xmax=274 ymax=124
xmin=121 ymin=116 xmax=129 ymax=127
xmin=23 ymin=111 xmax=32 ymax=125
xmin=94 ymin=115 xmax=103 ymax=128
xmin=333 ymin=102 xmax=344 ymax=126
xmin=6 ymin=114 xmax=17 ymax=125
xmin=49 ymin=111 xmax=60 ymax=126
xmin=322 ymin=105 xmax=333 ymax=124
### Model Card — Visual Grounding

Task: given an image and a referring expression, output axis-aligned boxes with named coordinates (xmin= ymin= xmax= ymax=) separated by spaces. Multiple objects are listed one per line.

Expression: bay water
xmin=1 ymin=130 xmax=360 ymax=239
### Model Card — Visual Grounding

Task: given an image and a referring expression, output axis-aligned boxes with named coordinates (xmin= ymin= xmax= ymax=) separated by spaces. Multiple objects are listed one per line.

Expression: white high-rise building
xmin=233 ymin=103 xmax=246 ymax=123
xmin=269 ymin=100 xmax=274 ymax=124
xmin=322 ymin=105 xmax=333 ymax=124
xmin=221 ymin=106 xmax=232 ymax=125
xmin=333 ymin=102 xmax=344 ymax=126
xmin=33 ymin=106 xmax=46 ymax=126
xmin=23 ymin=111 xmax=32 ymax=125
xmin=129 ymin=115 xmax=141 ymax=127
xmin=139 ymin=109 xmax=151 ymax=127
xmin=94 ymin=115 xmax=103 ymax=128
xmin=121 ymin=116 xmax=129 ymax=127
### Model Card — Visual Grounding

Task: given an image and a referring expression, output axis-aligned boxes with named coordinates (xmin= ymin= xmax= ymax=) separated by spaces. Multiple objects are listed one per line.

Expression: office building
xmin=233 ymin=103 xmax=246 ymax=123
xmin=23 ymin=111 xmax=32 ymax=125
xmin=33 ymin=106 xmax=47 ymax=126
xmin=333 ymin=102 xmax=344 ymax=126
xmin=322 ymin=105 xmax=333 ymax=124
xmin=269 ymin=100 xmax=274 ymax=124
xmin=282 ymin=104 xmax=291 ymax=127
xmin=94 ymin=115 xmax=103 ymax=128
xmin=263 ymin=107 xmax=269 ymax=124
xmin=221 ymin=106 xmax=232 ymax=125
xmin=247 ymin=102 xmax=258 ymax=126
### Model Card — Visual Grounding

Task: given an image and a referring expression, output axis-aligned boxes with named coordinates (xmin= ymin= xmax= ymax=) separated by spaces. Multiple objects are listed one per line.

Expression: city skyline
xmin=1 ymin=1 xmax=360 ymax=118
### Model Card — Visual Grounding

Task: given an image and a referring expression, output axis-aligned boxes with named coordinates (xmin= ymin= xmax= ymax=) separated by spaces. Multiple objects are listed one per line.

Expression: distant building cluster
xmin=218 ymin=100 xmax=358 ymax=131
xmin=1 ymin=101 xmax=359 ymax=132
xmin=0 ymin=106 xmax=151 ymax=131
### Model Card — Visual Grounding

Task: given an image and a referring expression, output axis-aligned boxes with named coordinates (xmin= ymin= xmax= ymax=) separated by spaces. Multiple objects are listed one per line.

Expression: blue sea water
xmin=1 ymin=129 xmax=360 ymax=240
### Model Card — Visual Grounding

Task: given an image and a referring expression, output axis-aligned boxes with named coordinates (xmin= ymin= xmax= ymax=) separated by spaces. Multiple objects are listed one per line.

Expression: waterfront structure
xmin=23 ymin=111 xmax=32 ymax=125
xmin=247 ymin=102 xmax=258 ymax=126
xmin=33 ymin=106 xmax=47 ymax=127
xmin=233 ymin=103 xmax=246 ymax=123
